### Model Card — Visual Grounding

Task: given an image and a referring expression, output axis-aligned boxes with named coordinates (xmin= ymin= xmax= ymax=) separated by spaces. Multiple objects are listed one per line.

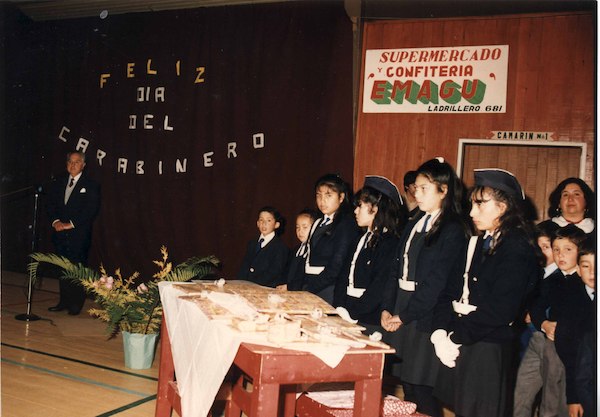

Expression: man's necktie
xmin=65 ymin=177 xmax=76 ymax=204
xmin=320 ymin=217 xmax=330 ymax=227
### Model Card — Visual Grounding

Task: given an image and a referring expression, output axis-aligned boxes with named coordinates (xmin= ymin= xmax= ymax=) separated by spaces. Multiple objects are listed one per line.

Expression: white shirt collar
xmin=416 ymin=208 xmax=441 ymax=232
xmin=585 ymin=285 xmax=596 ymax=301
xmin=585 ymin=285 xmax=594 ymax=300
xmin=324 ymin=212 xmax=336 ymax=222
xmin=562 ymin=267 xmax=578 ymax=276
xmin=544 ymin=263 xmax=558 ymax=278
xmin=259 ymin=231 xmax=276 ymax=247
xmin=69 ymin=172 xmax=83 ymax=184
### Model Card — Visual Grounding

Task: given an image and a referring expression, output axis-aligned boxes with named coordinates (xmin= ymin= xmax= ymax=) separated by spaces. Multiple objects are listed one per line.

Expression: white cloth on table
xmin=159 ymin=282 xmax=352 ymax=417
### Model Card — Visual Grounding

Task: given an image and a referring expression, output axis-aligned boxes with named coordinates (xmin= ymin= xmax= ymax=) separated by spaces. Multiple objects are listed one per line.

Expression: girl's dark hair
xmin=471 ymin=186 xmax=539 ymax=259
xmin=314 ymin=173 xmax=353 ymax=218
xmin=297 ymin=208 xmax=319 ymax=223
xmin=415 ymin=158 xmax=472 ymax=244
xmin=353 ymin=186 xmax=407 ymax=247
xmin=258 ymin=206 xmax=285 ymax=236
xmin=535 ymin=220 xmax=560 ymax=240
xmin=547 ymin=177 xmax=595 ymax=219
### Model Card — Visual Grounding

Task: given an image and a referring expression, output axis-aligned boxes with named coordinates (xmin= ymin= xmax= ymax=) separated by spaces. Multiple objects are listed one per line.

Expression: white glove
xmin=430 ymin=329 xmax=461 ymax=368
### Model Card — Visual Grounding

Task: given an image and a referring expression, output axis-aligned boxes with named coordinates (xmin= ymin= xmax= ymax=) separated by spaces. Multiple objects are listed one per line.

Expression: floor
xmin=2 ymin=271 xmax=160 ymax=417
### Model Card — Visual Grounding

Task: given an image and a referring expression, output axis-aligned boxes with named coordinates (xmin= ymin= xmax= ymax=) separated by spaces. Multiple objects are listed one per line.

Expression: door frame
xmin=456 ymin=138 xmax=587 ymax=179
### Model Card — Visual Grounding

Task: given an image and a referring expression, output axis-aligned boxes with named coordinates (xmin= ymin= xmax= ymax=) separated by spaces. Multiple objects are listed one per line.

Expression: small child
xmin=280 ymin=209 xmax=318 ymax=291
xmin=529 ymin=224 xmax=587 ymax=417
xmin=514 ymin=221 xmax=560 ymax=417
xmin=237 ymin=206 xmax=290 ymax=288
xmin=555 ymin=238 xmax=596 ymax=417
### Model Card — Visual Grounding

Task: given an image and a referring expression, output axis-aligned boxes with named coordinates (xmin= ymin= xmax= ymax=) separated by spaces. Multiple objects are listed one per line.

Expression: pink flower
xmin=104 ymin=276 xmax=114 ymax=289
xmin=137 ymin=283 xmax=149 ymax=294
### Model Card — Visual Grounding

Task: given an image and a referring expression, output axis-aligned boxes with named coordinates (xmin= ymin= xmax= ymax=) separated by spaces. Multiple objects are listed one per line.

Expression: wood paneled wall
xmin=354 ymin=12 xmax=595 ymax=220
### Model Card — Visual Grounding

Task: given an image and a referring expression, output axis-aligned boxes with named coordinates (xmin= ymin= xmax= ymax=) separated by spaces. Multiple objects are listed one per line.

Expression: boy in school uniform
xmin=529 ymin=224 xmax=587 ymax=417
xmin=555 ymin=238 xmax=596 ymax=417
xmin=237 ymin=206 xmax=290 ymax=288
xmin=513 ymin=221 xmax=560 ymax=417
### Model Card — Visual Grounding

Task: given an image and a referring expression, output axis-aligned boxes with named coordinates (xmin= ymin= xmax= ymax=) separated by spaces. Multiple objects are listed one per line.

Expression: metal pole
xmin=16 ymin=187 xmax=42 ymax=322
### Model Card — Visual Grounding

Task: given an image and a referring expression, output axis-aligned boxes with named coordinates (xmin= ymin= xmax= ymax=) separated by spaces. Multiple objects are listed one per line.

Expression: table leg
xmin=155 ymin=319 xmax=175 ymax=417
xmin=250 ymin=382 xmax=280 ymax=417
xmin=281 ymin=384 xmax=298 ymax=417
xmin=354 ymin=378 xmax=383 ymax=417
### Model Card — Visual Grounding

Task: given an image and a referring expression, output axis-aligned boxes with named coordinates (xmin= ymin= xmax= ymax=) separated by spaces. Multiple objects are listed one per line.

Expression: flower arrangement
xmin=29 ymin=246 xmax=220 ymax=337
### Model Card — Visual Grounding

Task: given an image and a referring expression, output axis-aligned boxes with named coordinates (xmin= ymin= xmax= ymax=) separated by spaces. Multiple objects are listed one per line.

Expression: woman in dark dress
xmin=538 ymin=177 xmax=595 ymax=234
xmin=381 ymin=158 xmax=471 ymax=417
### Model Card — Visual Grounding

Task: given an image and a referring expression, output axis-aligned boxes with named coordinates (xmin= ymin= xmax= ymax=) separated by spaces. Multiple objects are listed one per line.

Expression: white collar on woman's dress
xmin=552 ymin=216 xmax=595 ymax=233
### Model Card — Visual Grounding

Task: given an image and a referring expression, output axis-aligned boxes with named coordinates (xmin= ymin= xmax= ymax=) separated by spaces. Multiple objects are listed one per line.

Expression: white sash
xmin=397 ymin=211 xmax=440 ymax=292
xmin=346 ymin=231 xmax=371 ymax=298
xmin=305 ymin=218 xmax=326 ymax=275
xmin=452 ymin=236 xmax=479 ymax=315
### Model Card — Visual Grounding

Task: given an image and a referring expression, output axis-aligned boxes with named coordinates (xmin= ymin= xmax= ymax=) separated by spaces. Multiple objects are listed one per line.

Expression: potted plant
xmin=29 ymin=246 xmax=220 ymax=368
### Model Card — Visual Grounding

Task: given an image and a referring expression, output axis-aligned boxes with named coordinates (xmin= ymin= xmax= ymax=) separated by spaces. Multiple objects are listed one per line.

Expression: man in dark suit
xmin=46 ymin=151 xmax=100 ymax=315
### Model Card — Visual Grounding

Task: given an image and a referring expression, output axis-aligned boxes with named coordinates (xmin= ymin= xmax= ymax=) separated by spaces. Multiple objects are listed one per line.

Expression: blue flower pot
xmin=122 ymin=331 xmax=159 ymax=369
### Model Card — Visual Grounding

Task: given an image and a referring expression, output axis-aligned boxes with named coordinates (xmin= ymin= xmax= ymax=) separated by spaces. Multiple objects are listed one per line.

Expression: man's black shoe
xmin=48 ymin=305 xmax=66 ymax=312
xmin=67 ymin=309 xmax=81 ymax=315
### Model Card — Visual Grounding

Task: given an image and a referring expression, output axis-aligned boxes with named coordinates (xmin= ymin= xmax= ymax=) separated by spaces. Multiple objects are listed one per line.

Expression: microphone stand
xmin=15 ymin=186 xmax=43 ymax=322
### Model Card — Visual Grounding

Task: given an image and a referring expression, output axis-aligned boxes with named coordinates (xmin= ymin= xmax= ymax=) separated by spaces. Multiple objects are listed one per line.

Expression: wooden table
xmin=227 ymin=342 xmax=391 ymax=417
xmin=155 ymin=282 xmax=393 ymax=417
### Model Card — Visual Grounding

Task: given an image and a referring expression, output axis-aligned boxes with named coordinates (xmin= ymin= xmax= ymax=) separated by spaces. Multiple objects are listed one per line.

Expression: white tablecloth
xmin=158 ymin=281 xmax=350 ymax=417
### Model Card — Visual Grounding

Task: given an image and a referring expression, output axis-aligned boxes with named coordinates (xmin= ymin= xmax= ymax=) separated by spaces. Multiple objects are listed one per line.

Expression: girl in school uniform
xmin=304 ymin=173 xmax=361 ymax=305
xmin=380 ymin=158 xmax=471 ymax=417
xmin=237 ymin=206 xmax=290 ymax=287
xmin=336 ymin=175 xmax=405 ymax=333
xmin=431 ymin=169 xmax=542 ymax=417
xmin=281 ymin=208 xmax=319 ymax=291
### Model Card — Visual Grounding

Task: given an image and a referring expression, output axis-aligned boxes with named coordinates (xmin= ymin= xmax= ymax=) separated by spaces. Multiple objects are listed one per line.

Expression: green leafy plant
xmin=29 ymin=246 xmax=220 ymax=338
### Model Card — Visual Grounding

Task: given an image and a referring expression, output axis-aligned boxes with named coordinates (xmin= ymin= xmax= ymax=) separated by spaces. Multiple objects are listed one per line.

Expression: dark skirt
xmin=434 ymin=341 xmax=514 ymax=417
xmin=385 ymin=288 xmax=439 ymax=387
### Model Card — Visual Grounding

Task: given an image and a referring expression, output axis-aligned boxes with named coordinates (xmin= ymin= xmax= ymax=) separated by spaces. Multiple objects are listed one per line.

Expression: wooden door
xmin=461 ymin=143 xmax=582 ymax=222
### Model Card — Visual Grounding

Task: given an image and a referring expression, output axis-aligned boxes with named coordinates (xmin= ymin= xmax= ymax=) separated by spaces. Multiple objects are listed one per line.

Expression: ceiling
xmin=7 ymin=0 xmax=596 ymax=22
xmin=7 ymin=0 xmax=295 ymax=22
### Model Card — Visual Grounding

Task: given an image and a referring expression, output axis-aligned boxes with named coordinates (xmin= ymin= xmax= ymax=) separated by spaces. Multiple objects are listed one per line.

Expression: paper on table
xmin=206 ymin=291 xmax=259 ymax=319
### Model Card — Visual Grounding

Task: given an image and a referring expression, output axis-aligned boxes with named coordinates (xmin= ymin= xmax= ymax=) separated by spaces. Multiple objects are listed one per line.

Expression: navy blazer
xmin=285 ymin=244 xmax=306 ymax=291
xmin=237 ymin=236 xmax=290 ymax=287
xmin=530 ymin=268 xmax=577 ymax=330
xmin=46 ymin=173 xmax=101 ymax=262
xmin=555 ymin=278 xmax=595 ymax=404
xmin=434 ymin=230 xmax=542 ymax=345
xmin=338 ymin=231 xmax=399 ymax=325
xmin=304 ymin=212 xmax=361 ymax=295
xmin=382 ymin=213 xmax=468 ymax=332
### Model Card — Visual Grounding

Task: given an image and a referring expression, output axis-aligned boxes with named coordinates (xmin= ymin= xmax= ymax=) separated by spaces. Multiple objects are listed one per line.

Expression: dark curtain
xmin=1 ymin=1 xmax=354 ymax=278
